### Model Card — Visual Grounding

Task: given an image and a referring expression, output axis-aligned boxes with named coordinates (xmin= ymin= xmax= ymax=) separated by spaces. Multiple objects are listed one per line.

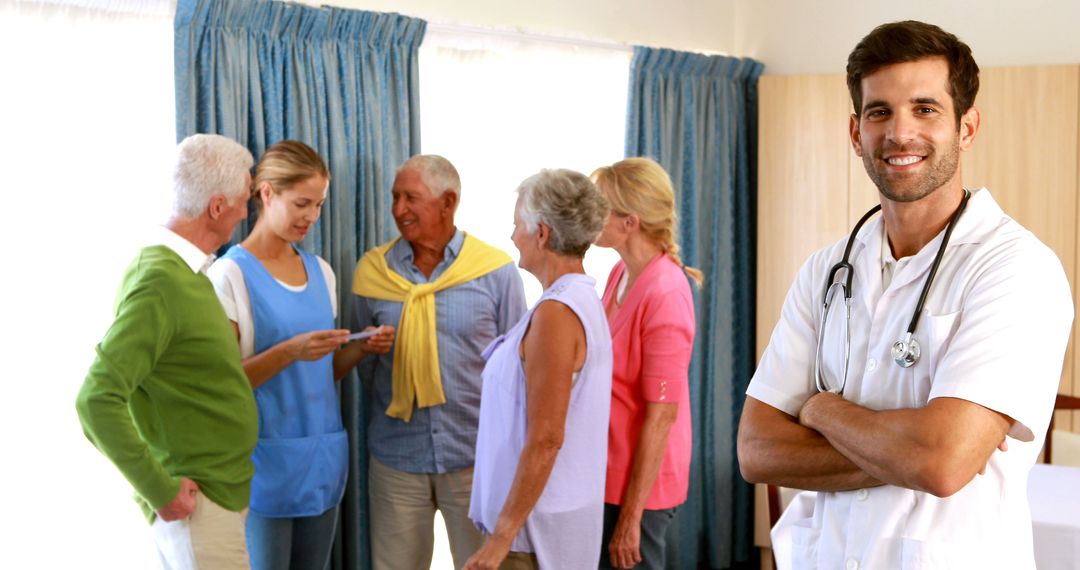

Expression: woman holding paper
xmin=208 ymin=140 xmax=393 ymax=570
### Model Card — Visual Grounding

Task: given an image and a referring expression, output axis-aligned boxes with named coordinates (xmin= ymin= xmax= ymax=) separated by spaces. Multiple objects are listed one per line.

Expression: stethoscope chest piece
xmin=891 ymin=332 xmax=921 ymax=368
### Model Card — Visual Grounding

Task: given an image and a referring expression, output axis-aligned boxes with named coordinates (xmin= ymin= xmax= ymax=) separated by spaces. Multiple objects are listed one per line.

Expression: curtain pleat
xmin=626 ymin=46 xmax=764 ymax=570
xmin=174 ymin=1 xmax=425 ymax=567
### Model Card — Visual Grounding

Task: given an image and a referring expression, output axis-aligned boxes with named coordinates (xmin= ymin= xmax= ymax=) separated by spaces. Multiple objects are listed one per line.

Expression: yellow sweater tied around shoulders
xmin=352 ymin=234 xmax=512 ymax=421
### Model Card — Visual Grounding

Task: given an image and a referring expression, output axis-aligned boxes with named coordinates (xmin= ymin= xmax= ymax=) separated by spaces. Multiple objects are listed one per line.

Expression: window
xmin=419 ymin=28 xmax=629 ymax=568
xmin=419 ymin=27 xmax=630 ymax=304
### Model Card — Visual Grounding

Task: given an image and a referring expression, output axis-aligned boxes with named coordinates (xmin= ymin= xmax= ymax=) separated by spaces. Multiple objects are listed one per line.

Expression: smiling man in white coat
xmin=737 ymin=20 xmax=1073 ymax=569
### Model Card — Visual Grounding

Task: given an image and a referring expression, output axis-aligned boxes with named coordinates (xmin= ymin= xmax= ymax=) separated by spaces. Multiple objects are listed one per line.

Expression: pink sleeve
xmin=639 ymin=285 xmax=696 ymax=403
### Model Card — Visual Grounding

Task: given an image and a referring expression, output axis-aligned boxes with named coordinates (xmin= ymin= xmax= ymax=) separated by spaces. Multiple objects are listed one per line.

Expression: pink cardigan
xmin=602 ymin=254 xmax=696 ymax=510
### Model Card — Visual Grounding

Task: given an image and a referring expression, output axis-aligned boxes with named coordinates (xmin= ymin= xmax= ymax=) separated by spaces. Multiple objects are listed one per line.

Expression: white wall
xmin=735 ymin=0 xmax=1080 ymax=75
xmin=310 ymin=0 xmax=736 ymax=55
xmin=315 ymin=0 xmax=1080 ymax=75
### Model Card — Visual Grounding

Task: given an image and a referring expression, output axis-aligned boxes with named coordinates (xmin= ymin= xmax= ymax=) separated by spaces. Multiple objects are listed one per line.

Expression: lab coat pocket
xmin=789 ymin=521 xmax=821 ymax=570
xmin=912 ymin=311 xmax=960 ymax=406
xmin=901 ymin=537 xmax=983 ymax=569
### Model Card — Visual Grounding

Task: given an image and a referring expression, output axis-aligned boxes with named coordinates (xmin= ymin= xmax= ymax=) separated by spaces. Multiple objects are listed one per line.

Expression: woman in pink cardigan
xmin=592 ymin=157 xmax=700 ymax=570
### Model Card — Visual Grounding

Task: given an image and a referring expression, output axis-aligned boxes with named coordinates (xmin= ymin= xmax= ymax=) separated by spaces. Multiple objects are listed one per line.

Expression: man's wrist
xmin=145 ymin=476 xmax=183 ymax=511
xmin=799 ymin=391 xmax=837 ymax=430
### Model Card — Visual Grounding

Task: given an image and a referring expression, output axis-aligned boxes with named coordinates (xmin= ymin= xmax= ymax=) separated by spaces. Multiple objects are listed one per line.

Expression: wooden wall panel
xmin=754 ymin=74 xmax=851 ymax=557
xmin=756 ymin=74 xmax=852 ymax=361
xmin=966 ymin=65 xmax=1080 ymax=430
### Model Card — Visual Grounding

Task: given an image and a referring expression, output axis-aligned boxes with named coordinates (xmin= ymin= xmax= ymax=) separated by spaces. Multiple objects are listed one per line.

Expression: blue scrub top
xmin=225 ymin=245 xmax=347 ymax=517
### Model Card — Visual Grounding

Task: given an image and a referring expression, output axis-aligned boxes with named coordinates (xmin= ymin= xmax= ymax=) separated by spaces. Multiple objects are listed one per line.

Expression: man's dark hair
xmin=846 ymin=20 xmax=979 ymax=126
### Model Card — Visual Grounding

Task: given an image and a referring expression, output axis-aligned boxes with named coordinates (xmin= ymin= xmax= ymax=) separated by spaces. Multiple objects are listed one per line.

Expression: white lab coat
xmin=749 ymin=188 xmax=1073 ymax=569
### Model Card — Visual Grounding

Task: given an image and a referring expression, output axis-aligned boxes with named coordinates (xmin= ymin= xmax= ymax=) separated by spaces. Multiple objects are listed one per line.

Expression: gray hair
xmin=172 ymin=134 xmax=254 ymax=218
xmin=516 ymin=169 xmax=610 ymax=257
xmin=398 ymin=154 xmax=461 ymax=199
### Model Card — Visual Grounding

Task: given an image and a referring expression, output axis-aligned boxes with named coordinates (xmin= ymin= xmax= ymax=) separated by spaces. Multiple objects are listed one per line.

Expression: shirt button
xmin=865 ymin=358 xmax=877 ymax=373
xmin=856 ymin=488 xmax=869 ymax=501
xmin=846 ymin=559 xmax=859 ymax=570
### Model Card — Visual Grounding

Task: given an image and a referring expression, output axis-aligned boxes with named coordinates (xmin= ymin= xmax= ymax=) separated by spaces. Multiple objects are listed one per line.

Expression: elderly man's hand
xmin=157 ymin=478 xmax=199 ymax=522
xmin=359 ymin=325 xmax=396 ymax=355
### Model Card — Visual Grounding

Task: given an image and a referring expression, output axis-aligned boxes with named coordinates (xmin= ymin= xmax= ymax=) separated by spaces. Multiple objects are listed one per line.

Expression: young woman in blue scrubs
xmin=208 ymin=140 xmax=394 ymax=570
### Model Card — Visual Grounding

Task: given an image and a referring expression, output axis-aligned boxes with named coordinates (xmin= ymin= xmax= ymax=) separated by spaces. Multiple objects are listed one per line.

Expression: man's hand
xmin=357 ymin=325 xmax=395 ymax=354
xmin=798 ymin=391 xmax=843 ymax=429
xmin=157 ymin=478 xmax=199 ymax=522
xmin=608 ymin=511 xmax=643 ymax=568
xmin=462 ymin=535 xmax=512 ymax=570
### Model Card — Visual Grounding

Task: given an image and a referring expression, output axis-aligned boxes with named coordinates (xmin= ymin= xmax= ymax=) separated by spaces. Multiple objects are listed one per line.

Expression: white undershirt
xmin=616 ymin=270 xmax=630 ymax=304
xmin=153 ymin=225 xmax=216 ymax=274
xmin=206 ymin=256 xmax=337 ymax=358
xmin=880 ymin=225 xmax=913 ymax=291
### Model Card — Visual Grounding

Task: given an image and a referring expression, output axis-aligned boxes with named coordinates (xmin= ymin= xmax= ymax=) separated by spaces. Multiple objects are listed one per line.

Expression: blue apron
xmin=225 ymin=245 xmax=348 ymax=517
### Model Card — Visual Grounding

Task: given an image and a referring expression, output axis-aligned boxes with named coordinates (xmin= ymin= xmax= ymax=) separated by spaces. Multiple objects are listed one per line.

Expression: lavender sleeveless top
xmin=469 ymin=273 xmax=613 ymax=569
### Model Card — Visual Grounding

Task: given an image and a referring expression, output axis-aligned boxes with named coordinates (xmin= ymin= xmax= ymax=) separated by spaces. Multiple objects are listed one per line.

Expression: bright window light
xmin=418 ymin=28 xmax=629 ymax=570
xmin=0 ymin=1 xmax=176 ymax=568
xmin=419 ymin=27 xmax=630 ymax=305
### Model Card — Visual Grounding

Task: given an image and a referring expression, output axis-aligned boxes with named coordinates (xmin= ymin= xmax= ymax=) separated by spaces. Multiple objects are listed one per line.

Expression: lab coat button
xmin=865 ymin=358 xmax=877 ymax=373
xmin=856 ymin=488 xmax=869 ymax=501
xmin=846 ymin=559 xmax=859 ymax=570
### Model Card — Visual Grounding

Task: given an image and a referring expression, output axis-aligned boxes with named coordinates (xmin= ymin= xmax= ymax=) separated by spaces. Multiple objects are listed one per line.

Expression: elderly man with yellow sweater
xmin=76 ymin=134 xmax=258 ymax=570
xmin=351 ymin=155 xmax=526 ymax=570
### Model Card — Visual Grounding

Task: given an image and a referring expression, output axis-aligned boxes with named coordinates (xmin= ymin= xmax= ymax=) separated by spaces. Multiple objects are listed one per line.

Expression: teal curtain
xmin=174 ymin=1 xmax=424 ymax=567
xmin=626 ymin=46 xmax=764 ymax=569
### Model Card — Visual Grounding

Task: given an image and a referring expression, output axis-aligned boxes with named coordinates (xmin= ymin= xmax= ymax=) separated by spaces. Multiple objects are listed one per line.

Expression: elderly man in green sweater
xmin=76 ymin=134 xmax=259 ymax=569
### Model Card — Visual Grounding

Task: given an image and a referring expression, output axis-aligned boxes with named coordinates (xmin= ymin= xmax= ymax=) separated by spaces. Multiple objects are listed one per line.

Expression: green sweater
xmin=76 ymin=245 xmax=258 ymax=522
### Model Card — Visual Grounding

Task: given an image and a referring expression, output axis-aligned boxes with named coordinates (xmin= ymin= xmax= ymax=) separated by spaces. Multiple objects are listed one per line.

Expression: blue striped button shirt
xmin=352 ymin=230 xmax=527 ymax=474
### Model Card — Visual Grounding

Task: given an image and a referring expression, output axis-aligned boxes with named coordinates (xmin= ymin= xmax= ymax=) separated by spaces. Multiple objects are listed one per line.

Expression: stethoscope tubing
xmin=817 ymin=189 xmax=971 ymax=389
xmin=904 ymin=190 xmax=971 ymax=336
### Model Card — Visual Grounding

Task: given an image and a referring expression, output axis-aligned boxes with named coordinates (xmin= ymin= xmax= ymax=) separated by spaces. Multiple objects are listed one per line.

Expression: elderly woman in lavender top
xmin=465 ymin=169 xmax=613 ymax=570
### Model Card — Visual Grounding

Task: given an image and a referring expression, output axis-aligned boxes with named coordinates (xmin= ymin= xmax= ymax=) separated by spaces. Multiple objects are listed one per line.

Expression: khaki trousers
xmin=151 ymin=491 xmax=250 ymax=570
xmin=368 ymin=455 xmax=483 ymax=570
xmin=501 ymin=551 xmax=539 ymax=569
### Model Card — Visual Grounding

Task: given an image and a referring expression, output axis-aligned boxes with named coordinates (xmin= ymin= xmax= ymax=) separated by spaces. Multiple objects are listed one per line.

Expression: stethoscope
xmin=814 ymin=189 xmax=971 ymax=394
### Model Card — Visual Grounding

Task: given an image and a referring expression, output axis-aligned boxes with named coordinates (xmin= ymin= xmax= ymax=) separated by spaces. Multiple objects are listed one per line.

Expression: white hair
xmin=398 ymin=154 xmax=461 ymax=199
xmin=516 ymin=169 xmax=609 ymax=257
xmin=172 ymin=134 xmax=254 ymax=218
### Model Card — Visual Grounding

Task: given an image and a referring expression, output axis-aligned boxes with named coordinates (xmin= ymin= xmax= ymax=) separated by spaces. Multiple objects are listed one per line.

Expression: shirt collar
xmin=392 ymin=228 xmax=465 ymax=264
xmin=856 ymin=187 xmax=1001 ymax=253
xmin=154 ymin=226 xmax=216 ymax=274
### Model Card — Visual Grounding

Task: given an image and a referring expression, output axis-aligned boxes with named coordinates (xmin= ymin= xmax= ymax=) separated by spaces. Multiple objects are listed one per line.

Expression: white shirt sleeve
xmin=316 ymin=255 xmax=338 ymax=318
xmin=928 ymin=237 xmax=1073 ymax=442
xmin=206 ymin=258 xmax=256 ymax=358
xmin=747 ymin=251 xmax=826 ymax=417
xmin=206 ymin=254 xmax=339 ymax=360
